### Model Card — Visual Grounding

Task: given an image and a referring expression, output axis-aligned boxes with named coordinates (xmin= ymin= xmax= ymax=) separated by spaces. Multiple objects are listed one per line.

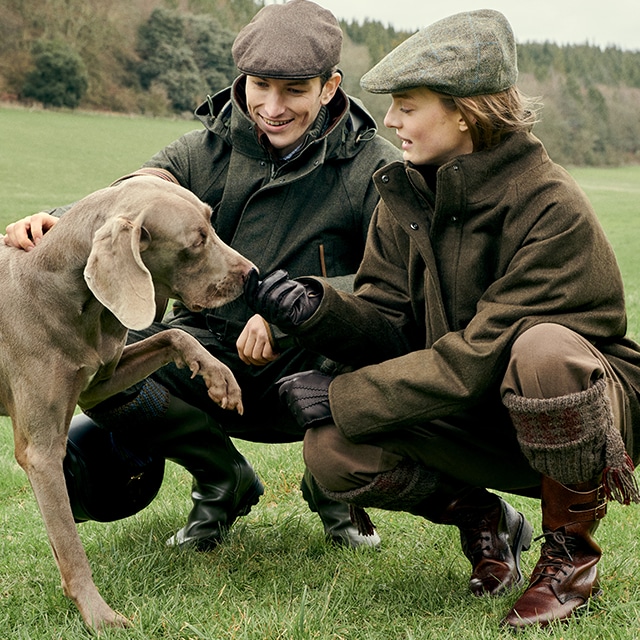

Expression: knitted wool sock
xmin=84 ymin=378 xmax=171 ymax=431
xmin=504 ymin=377 xmax=639 ymax=505
xmin=317 ymin=459 xmax=441 ymax=534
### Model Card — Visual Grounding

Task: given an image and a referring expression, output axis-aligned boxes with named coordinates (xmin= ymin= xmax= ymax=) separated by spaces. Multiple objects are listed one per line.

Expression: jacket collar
xmin=378 ymin=133 xmax=548 ymax=203
xmin=193 ymin=75 xmax=380 ymax=162
xmin=374 ymin=132 xmax=550 ymax=232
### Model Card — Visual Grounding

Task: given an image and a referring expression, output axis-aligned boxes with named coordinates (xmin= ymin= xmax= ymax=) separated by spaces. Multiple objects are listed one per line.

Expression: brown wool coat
xmin=295 ymin=132 xmax=640 ymax=462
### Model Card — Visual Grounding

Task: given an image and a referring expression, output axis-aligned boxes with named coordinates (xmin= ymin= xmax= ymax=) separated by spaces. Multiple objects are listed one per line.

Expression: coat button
xmin=410 ymin=222 xmax=419 ymax=230
xmin=381 ymin=174 xmax=389 ymax=183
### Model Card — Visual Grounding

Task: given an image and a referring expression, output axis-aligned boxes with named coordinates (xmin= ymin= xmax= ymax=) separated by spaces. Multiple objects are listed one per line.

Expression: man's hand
xmin=236 ymin=314 xmax=280 ymax=366
xmin=278 ymin=370 xmax=334 ymax=430
xmin=244 ymin=269 xmax=322 ymax=332
xmin=3 ymin=212 xmax=58 ymax=251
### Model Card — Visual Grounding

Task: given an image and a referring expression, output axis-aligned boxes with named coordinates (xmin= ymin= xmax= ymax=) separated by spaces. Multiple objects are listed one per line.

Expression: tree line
xmin=1 ymin=0 xmax=639 ymax=166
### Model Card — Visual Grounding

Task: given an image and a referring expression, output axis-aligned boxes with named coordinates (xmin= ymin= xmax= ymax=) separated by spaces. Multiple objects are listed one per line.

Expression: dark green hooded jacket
xmin=144 ymin=75 xmax=401 ymax=346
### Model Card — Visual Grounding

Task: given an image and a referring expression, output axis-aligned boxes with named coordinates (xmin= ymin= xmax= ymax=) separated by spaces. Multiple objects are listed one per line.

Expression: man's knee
xmin=510 ymin=323 xmax=575 ymax=373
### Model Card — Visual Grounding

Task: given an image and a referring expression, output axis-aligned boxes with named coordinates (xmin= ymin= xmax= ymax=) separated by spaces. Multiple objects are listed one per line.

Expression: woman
xmin=245 ymin=9 xmax=640 ymax=628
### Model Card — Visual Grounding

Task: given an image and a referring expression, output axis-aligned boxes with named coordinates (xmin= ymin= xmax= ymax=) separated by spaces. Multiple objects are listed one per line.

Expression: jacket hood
xmin=193 ymin=75 xmax=380 ymax=161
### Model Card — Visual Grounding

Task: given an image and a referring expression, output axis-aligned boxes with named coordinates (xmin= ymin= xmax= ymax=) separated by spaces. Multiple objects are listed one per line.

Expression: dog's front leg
xmin=12 ymin=408 xmax=130 ymax=630
xmin=79 ymin=328 xmax=243 ymax=413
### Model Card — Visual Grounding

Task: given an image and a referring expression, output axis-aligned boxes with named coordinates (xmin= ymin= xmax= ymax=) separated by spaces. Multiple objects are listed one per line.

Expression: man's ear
xmin=320 ymin=72 xmax=342 ymax=105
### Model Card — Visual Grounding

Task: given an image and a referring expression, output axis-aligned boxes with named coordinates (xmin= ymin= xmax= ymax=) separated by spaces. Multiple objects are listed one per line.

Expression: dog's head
xmin=84 ymin=177 xmax=255 ymax=329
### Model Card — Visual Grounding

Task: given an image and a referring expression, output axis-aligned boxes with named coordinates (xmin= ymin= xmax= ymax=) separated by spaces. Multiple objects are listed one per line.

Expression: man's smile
xmin=261 ymin=115 xmax=294 ymax=127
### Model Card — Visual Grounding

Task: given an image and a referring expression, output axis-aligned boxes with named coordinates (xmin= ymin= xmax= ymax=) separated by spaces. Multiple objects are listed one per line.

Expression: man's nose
xmin=263 ymin=90 xmax=286 ymax=117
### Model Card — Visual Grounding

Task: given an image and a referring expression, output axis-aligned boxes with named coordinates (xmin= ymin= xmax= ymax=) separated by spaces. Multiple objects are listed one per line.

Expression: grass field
xmin=1 ymin=106 xmax=640 ymax=639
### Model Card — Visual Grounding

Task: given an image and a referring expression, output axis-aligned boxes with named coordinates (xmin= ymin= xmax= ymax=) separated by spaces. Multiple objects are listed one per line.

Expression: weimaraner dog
xmin=0 ymin=175 xmax=254 ymax=630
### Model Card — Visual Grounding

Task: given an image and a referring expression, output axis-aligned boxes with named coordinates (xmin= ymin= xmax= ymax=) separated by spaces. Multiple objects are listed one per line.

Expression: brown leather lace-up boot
xmin=426 ymin=488 xmax=533 ymax=596
xmin=502 ymin=476 xmax=607 ymax=629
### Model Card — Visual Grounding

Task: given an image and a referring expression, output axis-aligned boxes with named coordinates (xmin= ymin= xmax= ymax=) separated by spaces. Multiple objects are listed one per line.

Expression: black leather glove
xmin=278 ymin=370 xmax=334 ymax=430
xmin=244 ymin=269 xmax=322 ymax=333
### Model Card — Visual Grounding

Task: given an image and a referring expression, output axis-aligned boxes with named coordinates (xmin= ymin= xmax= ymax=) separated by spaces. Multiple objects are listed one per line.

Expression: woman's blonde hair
xmin=440 ymin=87 xmax=540 ymax=151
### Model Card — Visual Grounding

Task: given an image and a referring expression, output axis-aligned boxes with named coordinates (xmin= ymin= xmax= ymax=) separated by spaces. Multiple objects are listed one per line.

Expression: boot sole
xmin=231 ymin=476 xmax=265 ymax=522
xmin=166 ymin=476 xmax=265 ymax=550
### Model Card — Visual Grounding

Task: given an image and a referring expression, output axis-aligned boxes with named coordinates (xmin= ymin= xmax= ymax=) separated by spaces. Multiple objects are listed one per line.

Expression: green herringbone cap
xmin=361 ymin=9 xmax=517 ymax=96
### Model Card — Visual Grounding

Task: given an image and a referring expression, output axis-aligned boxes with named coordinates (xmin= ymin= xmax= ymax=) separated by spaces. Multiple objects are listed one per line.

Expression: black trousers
xmin=100 ymin=320 xmax=324 ymax=444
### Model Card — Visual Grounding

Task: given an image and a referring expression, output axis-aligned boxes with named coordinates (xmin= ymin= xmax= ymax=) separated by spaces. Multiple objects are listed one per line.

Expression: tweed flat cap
xmin=232 ymin=0 xmax=342 ymax=79
xmin=361 ymin=9 xmax=517 ymax=96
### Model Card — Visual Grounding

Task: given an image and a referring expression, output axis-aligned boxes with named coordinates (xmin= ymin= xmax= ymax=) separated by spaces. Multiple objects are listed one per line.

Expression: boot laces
xmin=532 ymin=530 xmax=576 ymax=583
xmin=465 ymin=516 xmax=496 ymax=560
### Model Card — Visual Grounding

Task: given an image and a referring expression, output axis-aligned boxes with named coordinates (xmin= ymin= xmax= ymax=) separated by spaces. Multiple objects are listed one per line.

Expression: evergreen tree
xmin=22 ymin=39 xmax=88 ymax=108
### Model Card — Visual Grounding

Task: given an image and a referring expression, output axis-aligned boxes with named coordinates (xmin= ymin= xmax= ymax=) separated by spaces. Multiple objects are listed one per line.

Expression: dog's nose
xmin=244 ymin=267 xmax=260 ymax=285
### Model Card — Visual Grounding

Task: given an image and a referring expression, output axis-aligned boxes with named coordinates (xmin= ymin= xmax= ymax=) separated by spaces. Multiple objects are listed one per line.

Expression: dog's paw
xmin=196 ymin=358 xmax=244 ymax=415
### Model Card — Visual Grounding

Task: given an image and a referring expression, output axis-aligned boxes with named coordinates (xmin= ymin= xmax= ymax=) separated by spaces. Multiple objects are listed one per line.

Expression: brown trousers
xmin=304 ymin=324 xmax=631 ymax=494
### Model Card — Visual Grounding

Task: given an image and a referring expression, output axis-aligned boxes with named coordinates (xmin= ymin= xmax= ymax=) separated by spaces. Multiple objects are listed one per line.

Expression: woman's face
xmin=384 ymin=86 xmax=473 ymax=166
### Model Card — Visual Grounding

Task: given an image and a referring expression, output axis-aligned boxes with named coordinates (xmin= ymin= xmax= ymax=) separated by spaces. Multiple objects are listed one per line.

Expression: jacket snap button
xmin=381 ymin=174 xmax=389 ymax=183
xmin=410 ymin=222 xmax=419 ymax=230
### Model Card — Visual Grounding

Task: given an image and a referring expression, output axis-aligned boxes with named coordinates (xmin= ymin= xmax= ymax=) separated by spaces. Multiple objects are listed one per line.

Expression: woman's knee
xmin=503 ymin=323 xmax=604 ymax=398
xmin=303 ymin=425 xmax=346 ymax=489
xmin=303 ymin=424 xmax=402 ymax=492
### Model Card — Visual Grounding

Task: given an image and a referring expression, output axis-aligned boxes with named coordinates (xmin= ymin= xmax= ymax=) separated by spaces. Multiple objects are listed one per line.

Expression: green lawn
xmin=0 ymin=106 xmax=198 ymax=219
xmin=1 ymin=106 xmax=640 ymax=639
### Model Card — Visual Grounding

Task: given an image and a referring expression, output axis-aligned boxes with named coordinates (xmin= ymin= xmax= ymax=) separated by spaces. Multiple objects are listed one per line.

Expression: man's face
xmin=245 ymin=74 xmax=340 ymax=157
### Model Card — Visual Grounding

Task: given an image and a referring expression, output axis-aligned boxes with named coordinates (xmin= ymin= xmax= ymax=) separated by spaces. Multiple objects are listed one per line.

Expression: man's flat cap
xmin=232 ymin=0 xmax=342 ymax=79
xmin=361 ymin=9 xmax=517 ymax=96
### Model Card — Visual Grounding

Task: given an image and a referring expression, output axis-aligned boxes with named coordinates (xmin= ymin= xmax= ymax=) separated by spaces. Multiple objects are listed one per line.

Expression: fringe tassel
xmin=603 ymin=452 xmax=640 ymax=505
xmin=349 ymin=505 xmax=376 ymax=536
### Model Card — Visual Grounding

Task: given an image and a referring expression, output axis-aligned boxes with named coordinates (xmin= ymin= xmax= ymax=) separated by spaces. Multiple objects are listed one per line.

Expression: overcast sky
xmin=265 ymin=0 xmax=640 ymax=51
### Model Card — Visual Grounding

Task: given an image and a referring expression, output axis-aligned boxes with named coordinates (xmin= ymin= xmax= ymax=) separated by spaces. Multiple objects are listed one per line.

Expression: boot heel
xmin=515 ymin=512 xmax=533 ymax=553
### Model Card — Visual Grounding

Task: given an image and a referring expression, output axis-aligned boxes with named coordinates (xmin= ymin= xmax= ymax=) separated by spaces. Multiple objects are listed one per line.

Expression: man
xmin=5 ymin=0 xmax=401 ymax=549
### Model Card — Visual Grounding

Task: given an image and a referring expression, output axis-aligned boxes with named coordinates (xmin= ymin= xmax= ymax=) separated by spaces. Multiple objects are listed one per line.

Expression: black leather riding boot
xmin=83 ymin=382 xmax=264 ymax=551
xmin=149 ymin=394 xmax=264 ymax=550
xmin=300 ymin=468 xmax=380 ymax=548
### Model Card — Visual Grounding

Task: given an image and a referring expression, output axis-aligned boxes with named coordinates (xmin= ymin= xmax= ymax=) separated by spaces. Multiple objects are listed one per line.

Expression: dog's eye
xmin=191 ymin=230 xmax=207 ymax=249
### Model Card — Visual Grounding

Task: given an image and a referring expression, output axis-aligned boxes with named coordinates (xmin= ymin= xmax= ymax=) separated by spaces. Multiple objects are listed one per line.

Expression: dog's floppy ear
xmin=84 ymin=215 xmax=155 ymax=329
